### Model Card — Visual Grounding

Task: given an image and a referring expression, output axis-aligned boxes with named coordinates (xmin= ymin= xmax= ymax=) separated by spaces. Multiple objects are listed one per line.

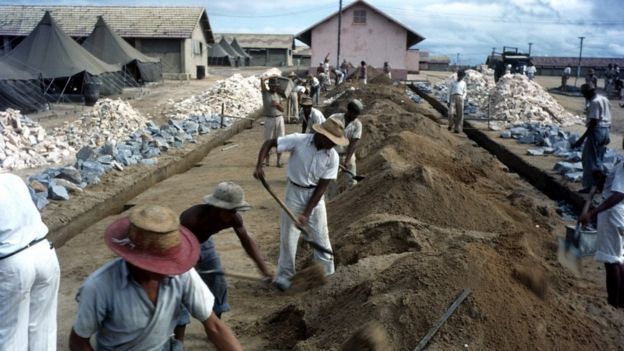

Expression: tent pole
xmin=56 ymin=76 xmax=72 ymax=103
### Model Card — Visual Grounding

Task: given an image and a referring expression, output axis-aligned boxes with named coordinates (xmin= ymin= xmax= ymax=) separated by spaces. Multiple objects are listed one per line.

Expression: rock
xmin=48 ymin=183 xmax=70 ymax=200
xmin=141 ymin=158 xmax=157 ymax=166
xmin=97 ymin=155 xmax=114 ymax=164
xmin=57 ymin=166 xmax=82 ymax=184
xmin=30 ymin=180 xmax=47 ymax=193
xmin=30 ymin=190 xmax=49 ymax=210
xmin=76 ymin=146 xmax=94 ymax=161
xmin=100 ymin=143 xmax=116 ymax=156
xmin=527 ymin=148 xmax=544 ymax=156
xmin=53 ymin=178 xmax=83 ymax=193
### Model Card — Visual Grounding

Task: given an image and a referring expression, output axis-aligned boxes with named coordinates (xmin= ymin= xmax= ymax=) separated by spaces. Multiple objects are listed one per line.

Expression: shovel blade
xmin=557 ymin=238 xmax=582 ymax=277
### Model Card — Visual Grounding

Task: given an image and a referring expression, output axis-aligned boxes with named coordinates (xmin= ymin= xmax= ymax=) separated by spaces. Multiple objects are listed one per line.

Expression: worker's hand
xmin=253 ymin=165 xmax=265 ymax=180
xmin=262 ymin=271 xmax=275 ymax=283
xmin=579 ymin=211 xmax=593 ymax=225
xmin=272 ymin=100 xmax=280 ymax=108
xmin=297 ymin=213 xmax=310 ymax=227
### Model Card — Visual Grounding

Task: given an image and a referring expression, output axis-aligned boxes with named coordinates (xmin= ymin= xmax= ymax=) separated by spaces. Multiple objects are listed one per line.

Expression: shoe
xmin=272 ymin=278 xmax=290 ymax=291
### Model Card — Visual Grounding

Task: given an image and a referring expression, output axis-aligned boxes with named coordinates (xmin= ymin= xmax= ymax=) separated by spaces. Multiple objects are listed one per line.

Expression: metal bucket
xmin=565 ymin=225 xmax=597 ymax=257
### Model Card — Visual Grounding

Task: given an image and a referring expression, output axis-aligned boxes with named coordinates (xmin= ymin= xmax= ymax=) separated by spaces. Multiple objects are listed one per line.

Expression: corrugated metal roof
xmin=214 ymin=33 xmax=295 ymax=50
xmin=531 ymin=56 xmax=624 ymax=67
xmin=0 ymin=5 xmax=213 ymax=41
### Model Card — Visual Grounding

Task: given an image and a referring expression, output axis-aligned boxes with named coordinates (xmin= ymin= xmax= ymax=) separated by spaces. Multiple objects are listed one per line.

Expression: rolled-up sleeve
xmin=182 ymin=268 xmax=215 ymax=322
xmin=73 ymin=282 xmax=106 ymax=338
xmin=277 ymin=133 xmax=303 ymax=153
xmin=321 ymin=150 xmax=339 ymax=180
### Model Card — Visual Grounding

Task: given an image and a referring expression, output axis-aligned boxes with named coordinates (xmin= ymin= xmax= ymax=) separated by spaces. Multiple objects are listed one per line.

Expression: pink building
xmin=296 ymin=0 xmax=425 ymax=80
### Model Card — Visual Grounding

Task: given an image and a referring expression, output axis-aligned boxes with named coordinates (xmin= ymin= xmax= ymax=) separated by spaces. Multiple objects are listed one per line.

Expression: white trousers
xmin=275 ymin=182 xmax=334 ymax=288
xmin=0 ymin=239 xmax=60 ymax=351
xmin=343 ymin=154 xmax=357 ymax=186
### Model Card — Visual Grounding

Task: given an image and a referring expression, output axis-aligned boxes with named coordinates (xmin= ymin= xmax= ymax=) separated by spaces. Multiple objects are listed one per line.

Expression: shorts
xmin=264 ymin=116 xmax=285 ymax=141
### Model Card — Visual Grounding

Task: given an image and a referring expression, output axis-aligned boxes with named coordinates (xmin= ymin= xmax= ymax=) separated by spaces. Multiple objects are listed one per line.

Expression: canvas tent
xmin=230 ymin=38 xmax=251 ymax=66
xmin=0 ymin=60 xmax=47 ymax=112
xmin=208 ymin=43 xmax=233 ymax=66
xmin=0 ymin=12 xmax=122 ymax=100
xmin=219 ymin=38 xmax=244 ymax=67
xmin=82 ymin=16 xmax=162 ymax=83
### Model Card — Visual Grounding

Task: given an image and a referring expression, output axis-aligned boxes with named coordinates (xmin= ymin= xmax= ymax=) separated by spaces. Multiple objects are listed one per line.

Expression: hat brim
xmin=203 ymin=194 xmax=251 ymax=211
xmin=105 ymin=217 xmax=200 ymax=275
xmin=301 ymin=101 xmax=313 ymax=107
xmin=312 ymin=123 xmax=349 ymax=146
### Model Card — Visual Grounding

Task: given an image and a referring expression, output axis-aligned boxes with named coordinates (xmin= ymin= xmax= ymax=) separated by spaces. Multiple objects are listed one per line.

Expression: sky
xmin=4 ymin=0 xmax=624 ymax=65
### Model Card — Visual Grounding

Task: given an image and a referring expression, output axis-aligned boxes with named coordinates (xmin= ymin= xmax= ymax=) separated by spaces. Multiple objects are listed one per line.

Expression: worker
xmin=0 ymin=173 xmax=60 ymax=350
xmin=526 ymin=61 xmax=537 ymax=81
xmin=605 ymin=64 xmax=616 ymax=97
xmin=308 ymin=74 xmax=321 ymax=106
xmin=287 ymin=72 xmax=300 ymax=123
xmin=572 ymin=83 xmax=611 ymax=193
xmin=260 ymin=76 xmax=285 ymax=167
xmin=69 ymin=205 xmax=243 ymax=350
xmin=340 ymin=59 xmax=349 ymax=79
xmin=447 ymin=70 xmax=468 ymax=133
xmin=586 ymin=68 xmax=598 ymax=88
xmin=173 ymin=182 xmax=273 ymax=342
xmin=562 ymin=66 xmax=572 ymax=91
xmin=323 ymin=54 xmax=330 ymax=74
xmin=253 ymin=117 xmax=348 ymax=291
xmin=358 ymin=61 xmax=368 ymax=85
xmin=505 ymin=64 xmax=512 ymax=75
xmin=299 ymin=96 xmax=326 ymax=133
xmin=329 ymin=99 xmax=364 ymax=186
xmin=383 ymin=62 xmax=392 ymax=79
xmin=333 ymin=68 xmax=345 ymax=85
xmin=580 ymin=161 xmax=624 ymax=308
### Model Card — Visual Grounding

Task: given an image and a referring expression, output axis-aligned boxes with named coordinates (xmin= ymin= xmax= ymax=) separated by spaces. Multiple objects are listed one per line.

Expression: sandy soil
xmin=53 ymin=78 xmax=624 ymax=350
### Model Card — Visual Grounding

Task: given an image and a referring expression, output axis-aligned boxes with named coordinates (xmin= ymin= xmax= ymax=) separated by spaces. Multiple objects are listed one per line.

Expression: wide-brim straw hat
xmin=312 ymin=116 xmax=349 ymax=146
xmin=105 ymin=205 xmax=199 ymax=275
xmin=203 ymin=182 xmax=251 ymax=211
xmin=301 ymin=96 xmax=313 ymax=106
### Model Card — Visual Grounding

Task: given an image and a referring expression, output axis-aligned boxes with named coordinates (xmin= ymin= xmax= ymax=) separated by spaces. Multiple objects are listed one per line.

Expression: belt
xmin=289 ymin=179 xmax=316 ymax=189
xmin=0 ymin=237 xmax=49 ymax=260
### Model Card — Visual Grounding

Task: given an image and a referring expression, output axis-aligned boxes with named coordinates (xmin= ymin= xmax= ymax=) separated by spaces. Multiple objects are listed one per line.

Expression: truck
xmin=488 ymin=47 xmax=531 ymax=82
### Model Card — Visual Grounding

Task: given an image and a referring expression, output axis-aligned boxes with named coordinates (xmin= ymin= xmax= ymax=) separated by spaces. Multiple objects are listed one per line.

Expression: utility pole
xmin=528 ymin=42 xmax=533 ymax=56
xmin=456 ymin=53 xmax=460 ymax=69
xmin=575 ymin=36 xmax=585 ymax=86
xmin=336 ymin=0 xmax=342 ymax=68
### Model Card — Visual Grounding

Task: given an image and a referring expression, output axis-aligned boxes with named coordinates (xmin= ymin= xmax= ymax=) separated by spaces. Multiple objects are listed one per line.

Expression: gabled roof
xmin=296 ymin=0 xmax=425 ymax=48
xmin=215 ymin=33 xmax=295 ymax=50
xmin=208 ymin=43 xmax=231 ymax=58
xmin=0 ymin=12 xmax=120 ymax=79
xmin=219 ymin=38 xmax=243 ymax=58
xmin=0 ymin=5 xmax=213 ymax=41
xmin=82 ymin=16 xmax=160 ymax=65
xmin=230 ymin=38 xmax=252 ymax=59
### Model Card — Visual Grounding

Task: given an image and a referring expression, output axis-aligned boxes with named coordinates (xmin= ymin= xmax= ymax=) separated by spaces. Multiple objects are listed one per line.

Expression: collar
xmin=120 ymin=260 xmax=171 ymax=289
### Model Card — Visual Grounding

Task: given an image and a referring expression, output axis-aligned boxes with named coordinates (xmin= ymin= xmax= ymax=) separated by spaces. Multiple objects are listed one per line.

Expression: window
xmin=192 ymin=40 xmax=203 ymax=55
xmin=354 ymin=10 xmax=366 ymax=24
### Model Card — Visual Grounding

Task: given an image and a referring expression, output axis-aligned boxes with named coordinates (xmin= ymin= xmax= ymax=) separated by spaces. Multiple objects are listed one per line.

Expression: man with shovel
xmin=329 ymin=99 xmax=364 ymax=186
xmin=300 ymin=96 xmax=325 ymax=133
xmin=254 ymin=117 xmax=348 ymax=291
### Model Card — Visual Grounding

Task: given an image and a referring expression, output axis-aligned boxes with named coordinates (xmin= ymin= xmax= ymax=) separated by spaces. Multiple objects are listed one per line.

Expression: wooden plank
xmin=413 ymin=288 xmax=472 ymax=351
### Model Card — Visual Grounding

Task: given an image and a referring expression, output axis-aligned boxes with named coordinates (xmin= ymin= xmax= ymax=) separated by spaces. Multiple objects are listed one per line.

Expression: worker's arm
xmin=254 ymin=139 xmax=278 ymax=180
xmin=202 ymin=313 xmax=243 ymax=351
xmin=572 ymin=119 xmax=597 ymax=148
xmin=301 ymin=118 xmax=308 ymax=133
xmin=298 ymin=178 xmax=331 ymax=226
xmin=580 ymin=192 xmax=624 ymax=225
xmin=232 ymin=214 xmax=273 ymax=279
xmin=343 ymin=138 xmax=360 ymax=167
xmin=260 ymin=77 xmax=268 ymax=92
xmin=272 ymin=97 xmax=284 ymax=113
xmin=69 ymin=329 xmax=94 ymax=351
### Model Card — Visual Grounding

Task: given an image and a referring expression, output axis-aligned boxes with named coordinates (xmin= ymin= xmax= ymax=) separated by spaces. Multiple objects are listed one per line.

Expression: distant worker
xmin=383 ymin=62 xmax=392 ymax=79
xmin=572 ymin=83 xmax=611 ymax=193
xmin=308 ymin=74 xmax=321 ymax=106
xmin=505 ymin=64 xmax=512 ymax=75
xmin=0 ymin=173 xmax=60 ymax=350
xmin=447 ymin=70 xmax=468 ymax=133
xmin=526 ymin=61 xmax=537 ymax=81
xmin=287 ymin=72 xmax=300 ymax=123
xmin=358 ymin=61 xmax=368 ymax=85
xmin=340 ymin=59 xmax=349 ymax=79
xmin=174 ymin=182 xmax=273 ymax=342
xmin=69 ymin=205 xmax=243 ymax=351
xmin=605 ymin=64 xmax=616 ymax=97
xmin=333 ymin=68 xmax=345 ymax=85
xmin=580 ymin=158 xmax=624 ymax=308
xmin=260 ymin=76 xmax=285 ymax=167
xmin=586 ymin=68 xmax=598 ymax=88
xmin=299 ymin=96 xmax=325 ymax=133
xmin=254 ymin=117 xmax=348 ymax=291
xmin=562 ymin=65 xmax=572 ymax=91
xmin=323 ymin=53 xmax=330 ymax=74
xmin=329 ymin=99 xmax=364 ymax=186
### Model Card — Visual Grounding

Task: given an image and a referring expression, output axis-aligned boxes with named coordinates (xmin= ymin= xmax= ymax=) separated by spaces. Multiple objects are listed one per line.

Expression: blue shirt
xmin=73 ymin=259 xmax=214 ymax=351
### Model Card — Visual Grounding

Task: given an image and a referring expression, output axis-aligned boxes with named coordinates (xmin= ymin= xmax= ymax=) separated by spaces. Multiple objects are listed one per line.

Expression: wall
xmin=405 ymin=49 xmax=420 ymax=73
xmin=135 ymin=38 xmax=182 ymax=75
xmin=181 ymin=25 xmax=209 ymax=79
xmin=310 ymin=5 xmax=408 ymax=71
xmin=244 ymin=48 xmax=291 ymax=67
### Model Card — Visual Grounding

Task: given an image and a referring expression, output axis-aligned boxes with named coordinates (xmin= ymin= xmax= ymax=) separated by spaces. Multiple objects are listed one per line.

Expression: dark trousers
xmin=604 ymin=262 xmax=624 ymax=308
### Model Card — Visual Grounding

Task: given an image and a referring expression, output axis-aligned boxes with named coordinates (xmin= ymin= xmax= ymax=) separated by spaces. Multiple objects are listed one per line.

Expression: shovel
xmin=198 ymin=269 xmax=269 ymax=283
xmin=258 ymin=176 xmax=334 ymax=256
xmin=558 ymin=185 xmax=597 ymax=276
xmin=339 ymin=164 xmax=365 ymax=182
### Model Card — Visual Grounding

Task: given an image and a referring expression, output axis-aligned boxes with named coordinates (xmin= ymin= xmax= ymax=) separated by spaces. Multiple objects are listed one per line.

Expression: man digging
xmin=329 ymin=99 xmax=364 ymax=186
xmin=173 ymin=182 xmax=273 ymax=342
xmin=69 ymin=205 xmax=243 ymax=351
xmin=254 ymin=117 xmax=348 ymax=291
xmin=260 ymin=76 xmax=285 ymax=167
xmin=299 ymin=96 xmax=325 ymax=134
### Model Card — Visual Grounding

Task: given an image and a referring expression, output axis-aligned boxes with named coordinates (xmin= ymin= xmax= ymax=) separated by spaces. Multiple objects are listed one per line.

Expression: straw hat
xmin=312 ymin=117 xmax=349 ymax=146
xmin=301 ymin=96 xmax=313 ymax=107
xmin=203 ymin=182 xmax=251 ymax=211
xmin=105 ymin=205 xmax=199 ymax=275
xmin=288 ymin=72 xmax=297 ymax=78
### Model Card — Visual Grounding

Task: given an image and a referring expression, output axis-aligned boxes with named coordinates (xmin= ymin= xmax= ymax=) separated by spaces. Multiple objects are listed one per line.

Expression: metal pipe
xmin=337 ymin=0 xmax=342 ymax=68
xmin=575 ymin=36 xmax=585 ymax=87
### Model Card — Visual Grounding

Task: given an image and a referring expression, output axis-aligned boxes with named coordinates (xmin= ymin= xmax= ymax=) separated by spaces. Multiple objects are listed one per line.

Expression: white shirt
xmin=310 ymin=77 xmax=319 ymax=87
xmin=0 ymin=173 xmax=48 ymax=257
xmin=448 ymin=79 xmax=467 ymax=101
xmin=527 ymin=66 xmax=536 ymax=75
xmin=299 ymin=107 xmax=326 ymax=133
xmin=595 ymin=161 xmax=624 ymax=263
xmin=277 ymin=133 xmax=339 ymax=186
xmin=262 ymin=90 xmax=282 ymax=117
xmin=330 ymin=113 xmax=362 ymax=154
xmin=563 ymin=67 xmax=571 ymax=75
xmin=586 ymin=94 xmax=611 ymax=128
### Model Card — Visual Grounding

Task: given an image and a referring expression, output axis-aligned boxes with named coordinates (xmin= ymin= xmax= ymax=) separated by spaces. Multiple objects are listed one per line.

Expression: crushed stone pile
xmin=53 ymin=99 xmax=150 ymax=148
xmin=0 ymin=109 xmax=75 ymax=170
xmin=245 ymin=83 xmax=624 ymax=350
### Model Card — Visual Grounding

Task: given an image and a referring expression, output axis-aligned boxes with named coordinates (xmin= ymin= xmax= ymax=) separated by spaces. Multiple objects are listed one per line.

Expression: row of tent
xmin=0 ymin=12 xmax=162 ymax=112
xmin=209 ymin=38 xmax=251 ymax=67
